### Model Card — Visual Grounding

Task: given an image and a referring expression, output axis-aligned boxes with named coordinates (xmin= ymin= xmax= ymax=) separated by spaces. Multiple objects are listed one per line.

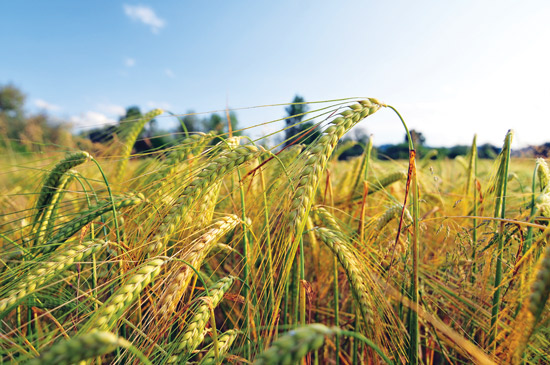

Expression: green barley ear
xmin=343 ymin=170 xmax=407 ymax=204
xmin=85 ymin=257 xmax=166 ymax=331
xmin=314 ymin=227 xmax=373 ymax=327
xmin=155 ymin=131 xmax=216 ymax=188
xmin=534 ymin=158 xmax=550 ymax=217
xmin=26 ymin=331 xmax=122 ymax=365
xmin=198 ymin=329 xmax=240 ymax=365
xmin=33 ymin=169 xmax=75 ymax=246
xmin=32 ymin=151 xmax=90 ymax=231
xmin=0 ymin=239 xmax=106 ymax=314
xmin=535 ymin=158 xmax=550 ymax=192
xmin=148 ymin=144 xmax=264 ymax=254
xmin=374 ymin=203 xmax=412 ymax=231
xmin=287 ymin=100 xmax=382 ymax=236
xmin=253 ymin=324 xmax=336 ymax=365
xmin=536 ymin=189 xmax=550 ymax=217
xmin=528 ymin=246 xmax=550 ymax=324
xmin=489 ymin=130 xmax=514 ymax=344
xmin=115 ymin=108 xmax=163 ymax=181
xmin=39 ymin=193 xmax=144 ymax=255
xmin=157 ymin=215 xmax=239 ymax=320
xmin=167 ymin=276 xmax=236 ymax=363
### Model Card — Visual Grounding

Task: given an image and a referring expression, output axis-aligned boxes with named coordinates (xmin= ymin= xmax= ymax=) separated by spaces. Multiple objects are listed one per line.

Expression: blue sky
xmin=1 ymin=1 xmax=549 ymax=147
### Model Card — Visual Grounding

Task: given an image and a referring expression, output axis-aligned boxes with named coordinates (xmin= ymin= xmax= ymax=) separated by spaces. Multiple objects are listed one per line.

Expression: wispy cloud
xmin=146 ymin=101 xmax=171 ymax=110
xmin=164 ymin=68 xmax=175 ymax=78
xmin=125 ymin=57 xmax=136 ymax=67
xmin=69 ymin=111 xmax=117 ymax=129
xmin=123 ymin=4 xmax=165 ymax=34
xmin=97 ymin=103 xmax=126 ymax=116
xmin=34 ymin=99 xmax=61 ymax=112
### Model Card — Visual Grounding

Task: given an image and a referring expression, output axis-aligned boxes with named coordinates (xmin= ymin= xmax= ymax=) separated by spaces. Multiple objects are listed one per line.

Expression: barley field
xmin=1 ymin=99 xmax=549 ymax=364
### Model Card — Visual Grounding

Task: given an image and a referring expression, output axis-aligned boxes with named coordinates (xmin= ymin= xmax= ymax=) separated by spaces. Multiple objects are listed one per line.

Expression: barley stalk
xmin=489 ymin=130 xmax=513 ymax=344
xmin=0 ymin=239 xmax=106 ymax=314
xmin=312 ymin=206 xmax=341 ymax=231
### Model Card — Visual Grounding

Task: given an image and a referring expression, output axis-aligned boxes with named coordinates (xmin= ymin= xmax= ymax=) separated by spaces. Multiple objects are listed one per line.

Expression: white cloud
xmin=34 ymin=99 xmax=61 ymax=111
xmin=69 ymin=111 xmax=117 ymax=129
xmin=123 ymin=4 xmax=165 ymax=34
xmin=125 ymin=57 xmax=136 ymax=67
xmin=164 ymin=68 xmax=175 ymax=78
xmin=146 ymin=101 xmax=171 ymax=110
xmin=97 ymin=103 xmax=126 ymax=116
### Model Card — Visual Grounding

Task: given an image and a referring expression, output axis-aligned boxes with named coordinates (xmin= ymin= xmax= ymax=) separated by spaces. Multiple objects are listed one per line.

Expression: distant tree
xmin=284 ymin=95 xmax=320 ymax=147
xmin=338 ymin=128 xmax=371 ymax=160
xmin=378 ymin=143 xmax=410 ymax=160
xmin=0 ymin=84 xmax=26 ymax=141
xmin=175 ymin=111 xmax=201 ymax=136
xmin=478 ymin=143 xmax=499 ymax=159
xmin=406 ymin=129 xmax=426 ymax=147
xmin=207 ymin=113 xmax=224 ymax=133
xmin=85 ymin=106 xmax=143 ymax=144
xmin=0 ymin=84 xmax=25 ymax=117
xmin=448 ymin=145 xmax=469 ymax=158
xmin=0 ymin=84 xmax=75 ymax=151
xmin=122 ymin=106 xmax=141 ymax=120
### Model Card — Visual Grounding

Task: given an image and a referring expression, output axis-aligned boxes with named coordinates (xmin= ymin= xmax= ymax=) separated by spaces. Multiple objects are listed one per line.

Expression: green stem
xmin=90 ymin=157 xmax=120 ymax=243
xmin=490 ymin=131 xmax=513 ymax=346
xmin=333 ymin=255 xmax=340 ymax=365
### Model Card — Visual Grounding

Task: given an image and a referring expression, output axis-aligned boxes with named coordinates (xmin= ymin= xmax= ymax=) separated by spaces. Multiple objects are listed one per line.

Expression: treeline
xmin=2 ymin=83 xmax=547 ymax=159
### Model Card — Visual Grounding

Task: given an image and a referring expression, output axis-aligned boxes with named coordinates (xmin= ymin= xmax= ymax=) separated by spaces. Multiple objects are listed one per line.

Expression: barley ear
xmin=32 ymin=151 xmax=90 ymax=230
xmin=115 ymin=108 xmax=163 ymax=181
xmin=85 ymin=257 xmax=166 ymax=331
xmin=167 ymin=276 xmax=235 ymax=363
xmin=0 ymin=239 xmax=106 ymax=314
xmin=253 ymin=324 xmax=336 ymax=365
xmin=157 ymin=215 xmax=240 ymax=320
xmin=198 ymin=329 xmax=240 ymax=365
xmin=25 ymin=331 xmax=121 ymax=365
xmin=39 ymin=193 xmax=144 ymax=255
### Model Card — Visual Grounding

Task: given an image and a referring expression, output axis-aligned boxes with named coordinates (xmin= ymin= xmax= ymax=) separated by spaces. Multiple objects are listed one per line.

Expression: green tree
xmin=0 ymin=83 xmax=26 ymax=141
xmin=284 ymin=95 xmax=320 ymax=147
xmin=175 ymin=111 xmax=201 ymax=136
xmin=406 ymin=129 xmax=426 ymax=147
